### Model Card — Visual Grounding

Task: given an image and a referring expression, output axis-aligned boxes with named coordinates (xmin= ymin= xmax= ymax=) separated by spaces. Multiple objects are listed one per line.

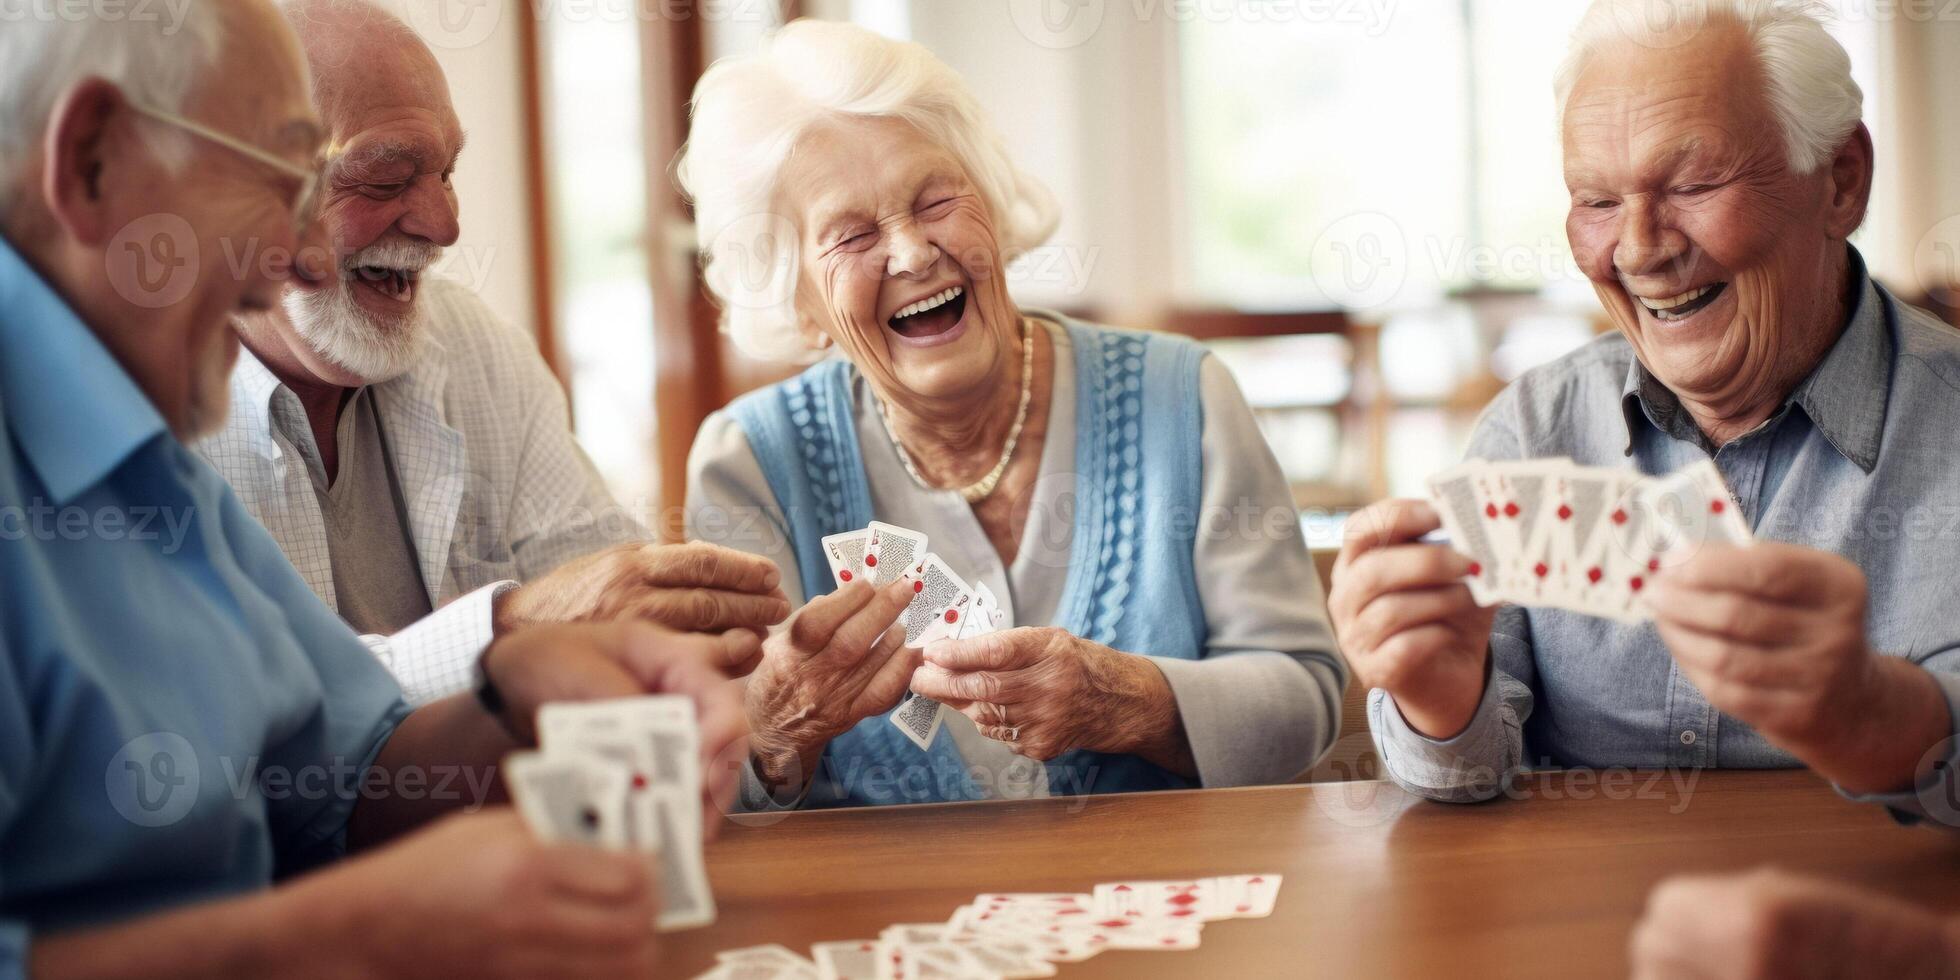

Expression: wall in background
xmin=403 ymin=0 xmax=540 ymax=338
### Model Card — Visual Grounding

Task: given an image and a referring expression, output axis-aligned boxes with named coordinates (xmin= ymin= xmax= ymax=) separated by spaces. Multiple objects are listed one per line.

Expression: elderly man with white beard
xmin=1330 ymin=0 xmax=1960 ymax=822
xmin=198 ymin=0 xmax=790 ymax=705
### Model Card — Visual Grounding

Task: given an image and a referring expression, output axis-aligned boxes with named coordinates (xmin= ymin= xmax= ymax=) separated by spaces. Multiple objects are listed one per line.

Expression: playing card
xmin=888 ymin=690 xmax=946 ymax=751
xmin=1093 ymin=880 xmax=1215 ymax=923
xmin=1559 ymin=471 xmax=1641 ymax=620
xmin=1601 ymin=476 xmax=1668 ymax=621
xmin=821 ymin=529 xmax=872 ymax=587
xmin=1507 ymin=460 xmax=1577 ymax=607
xmin=811 ymin=941 xmax=880 ymax=980
xmin=1488 ymin=460 xmax=1563 ymax=599
xmin=962 ymin=583 xmax=1001 ymax=639
xmin=900 ymin=554 xmax=975 ymax=646
xmin=504 ymin=750 xmax=631 ymax=850
xmin=1214 ymin=873 xmax=1283 ymax=918
xmin=1642 ymin=459 xmax=1752 ymax=565
xmin=1425 ymin=461 xmax=1507 ymax=605
xmin=536 ymin=706 xmax=663 ymax=852
xmin=538 ymin=696 xmax=717 ymax=931
xmin=863 ymin=522 xmax=927 ymax=586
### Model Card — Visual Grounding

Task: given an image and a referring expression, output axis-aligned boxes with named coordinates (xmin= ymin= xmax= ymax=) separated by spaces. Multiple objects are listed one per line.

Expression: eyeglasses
xmin=127 ymin=101 xmax=321 ymax=236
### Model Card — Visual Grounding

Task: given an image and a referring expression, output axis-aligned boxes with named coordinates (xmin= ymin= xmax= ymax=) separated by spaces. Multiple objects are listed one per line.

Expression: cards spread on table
xmin=690 ymin=875 xmax=1282 ymax=979
xmin=1427 ymin=458 xmax=1752 ymax=623
xmin=507 ymin=694 xmax=717 ymax=931
xmin=820 ymin=522 xmax=1009 ymax=753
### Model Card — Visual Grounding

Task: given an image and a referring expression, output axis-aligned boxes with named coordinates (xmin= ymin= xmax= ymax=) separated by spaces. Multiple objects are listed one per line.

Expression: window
xmin=1179 ymin=0 xmax=1587 ymax=310
xmin=541 ymin=12 xmax=657 ymax=507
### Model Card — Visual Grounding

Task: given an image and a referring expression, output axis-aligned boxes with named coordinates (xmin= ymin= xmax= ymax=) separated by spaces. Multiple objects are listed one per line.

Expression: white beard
xmin=284 ymin=241 xmax=437 ymax=384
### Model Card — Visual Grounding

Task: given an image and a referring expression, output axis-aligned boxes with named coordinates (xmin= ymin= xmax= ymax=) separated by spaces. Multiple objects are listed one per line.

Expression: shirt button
xmin=1679 ymin=730 xmax=1697 ymax=746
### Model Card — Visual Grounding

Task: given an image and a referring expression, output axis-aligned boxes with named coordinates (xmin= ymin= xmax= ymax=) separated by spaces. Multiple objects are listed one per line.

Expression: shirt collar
xmin=0 ymin=235 xmax=170 ymax=504
xmin=224 ymin=320 xmax=450 ymax=461
xmin=1618 ymin=248 xmax=1892 ymax=472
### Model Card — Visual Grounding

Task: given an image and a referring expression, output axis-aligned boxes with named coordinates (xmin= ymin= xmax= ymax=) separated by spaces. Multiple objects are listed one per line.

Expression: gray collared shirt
xmin=1371 ymin=254 xmax=1960 ymax=823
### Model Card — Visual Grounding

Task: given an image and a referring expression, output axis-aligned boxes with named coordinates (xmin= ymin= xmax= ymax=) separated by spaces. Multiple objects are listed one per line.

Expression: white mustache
xmin=341 ymin=240 xmax=442 ymax=275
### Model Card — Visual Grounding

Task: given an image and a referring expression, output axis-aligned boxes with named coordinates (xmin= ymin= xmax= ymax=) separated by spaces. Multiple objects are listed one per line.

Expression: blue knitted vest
xmin=726 ymin=317 xmax=1210 ymax=806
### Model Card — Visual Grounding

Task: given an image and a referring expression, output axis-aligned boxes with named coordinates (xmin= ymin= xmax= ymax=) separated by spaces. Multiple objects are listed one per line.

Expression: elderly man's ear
xmin=37 ymin=78 xmax=150 ymax=247
xmin=1825 ymin=122 xmax=1876 ymax=240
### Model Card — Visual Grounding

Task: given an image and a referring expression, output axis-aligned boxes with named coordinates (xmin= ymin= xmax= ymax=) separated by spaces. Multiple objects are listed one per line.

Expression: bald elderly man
xmin=1332 ymin=0 xmax=1960 ymax=822
xmin=0 ymin=0 xmax=745 ymax=975
xmin=196 ymin=0 xmax=787 ymax=705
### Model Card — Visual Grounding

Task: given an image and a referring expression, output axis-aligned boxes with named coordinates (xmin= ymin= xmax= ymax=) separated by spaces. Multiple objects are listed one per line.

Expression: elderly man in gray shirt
xmin=1330 ymin=0 xmax=1960 ymax=823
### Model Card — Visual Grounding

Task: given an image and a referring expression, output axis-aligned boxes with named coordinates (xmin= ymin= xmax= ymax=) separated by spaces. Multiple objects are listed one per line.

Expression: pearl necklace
xmin=875 ymin=317 xmax=1036 ymax=503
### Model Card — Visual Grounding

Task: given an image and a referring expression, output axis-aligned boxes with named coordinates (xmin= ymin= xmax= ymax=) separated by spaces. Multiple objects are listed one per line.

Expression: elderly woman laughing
xmin=681 ymin=21 xmax=1345 ymax=809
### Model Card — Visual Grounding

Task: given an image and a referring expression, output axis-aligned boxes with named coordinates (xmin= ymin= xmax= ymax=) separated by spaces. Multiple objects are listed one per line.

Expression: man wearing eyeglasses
xmin=0 ymin=1 xmax=740 ymax=976
xmin=191 ymin=0 xmax=791 ymax=710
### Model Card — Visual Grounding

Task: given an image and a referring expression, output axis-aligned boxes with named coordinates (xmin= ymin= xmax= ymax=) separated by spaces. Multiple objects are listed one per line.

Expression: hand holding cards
xmin=1426 ymin=458 xmax=1751 ymax=622
xmin=506 ymin=695 xmax=717 ymax=931
xmin=821 ymin=522 xmax=1008 ymax=752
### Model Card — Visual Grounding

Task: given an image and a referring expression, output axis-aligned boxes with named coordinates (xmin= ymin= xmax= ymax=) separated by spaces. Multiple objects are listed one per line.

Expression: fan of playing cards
xmin=822 ymin=521 xmax=1009 ymax=753
xmin=505 ymin=695 xmax=718 ymax=931
xmin=1426 ymin=458 xmax=1752 ymax=623
xmin=694 ymin=874 xmax=1282 ymax=979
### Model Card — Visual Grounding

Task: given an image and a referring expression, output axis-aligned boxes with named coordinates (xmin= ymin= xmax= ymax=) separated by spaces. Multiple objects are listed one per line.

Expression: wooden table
xmin=668 ymin=771 xmax=1960 ymax=978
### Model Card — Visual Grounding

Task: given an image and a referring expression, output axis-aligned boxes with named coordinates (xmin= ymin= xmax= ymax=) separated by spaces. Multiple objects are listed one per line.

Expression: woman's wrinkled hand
xmin=909 ymin=627 xmax=1188 ymax=770
xmin=745 ymin=580 xmax=919 ymax=790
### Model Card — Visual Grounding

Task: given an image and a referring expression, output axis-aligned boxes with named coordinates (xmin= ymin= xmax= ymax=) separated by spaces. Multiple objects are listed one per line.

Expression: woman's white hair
xmin=1554 ymin=0 xmax=1862 ymax=175
xmin=0 ymin=0 xmax=227 ymax=220
xmin=676 ymin=20 xmax=1061 ymax=363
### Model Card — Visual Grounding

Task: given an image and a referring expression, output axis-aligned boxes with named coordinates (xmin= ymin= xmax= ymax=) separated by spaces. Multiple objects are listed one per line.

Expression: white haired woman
xmin=680 ymin=20 xmax=1345 ymax=810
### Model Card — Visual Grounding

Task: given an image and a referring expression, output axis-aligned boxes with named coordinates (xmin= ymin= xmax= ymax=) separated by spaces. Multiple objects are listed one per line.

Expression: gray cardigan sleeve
xmin=1153 ymin=357 xmax=1349 ymax=787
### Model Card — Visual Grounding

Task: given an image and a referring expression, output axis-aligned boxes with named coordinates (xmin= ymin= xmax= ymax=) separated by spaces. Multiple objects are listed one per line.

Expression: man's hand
xmin=484 ymin=621 xmax=751 ymax=832
xmin=1630 ymin=868 xmax=1960 ymax=980
xmin=1327 ymin=498 xmax=1497 ymax=739
xmin=910 ymin=628 xmax=1191 ymax=772
xmin=311 ymin=809 xmax=664 ymax=979
xmin=745 ymin=580 xmax=918 ymax=791
xmin=498 ymin=543 xmax=790 ymax=671
xmin=1647 ymin=541 xmax=1950 ymax=794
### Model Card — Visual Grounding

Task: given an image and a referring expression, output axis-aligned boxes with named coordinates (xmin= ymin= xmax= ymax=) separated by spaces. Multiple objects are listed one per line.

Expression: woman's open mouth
xmin=887 ymin=285 xmax=966 ymax=341
xmin=1636 ymin=281 xmax=1727 ymax=323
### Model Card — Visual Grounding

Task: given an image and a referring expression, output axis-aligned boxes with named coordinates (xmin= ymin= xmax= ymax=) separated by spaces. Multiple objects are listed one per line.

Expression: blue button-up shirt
xmin=0 ymin=238 xmax=411 ymax=972
xmin=1371 ymin=252 xmax=1960 ymax=821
